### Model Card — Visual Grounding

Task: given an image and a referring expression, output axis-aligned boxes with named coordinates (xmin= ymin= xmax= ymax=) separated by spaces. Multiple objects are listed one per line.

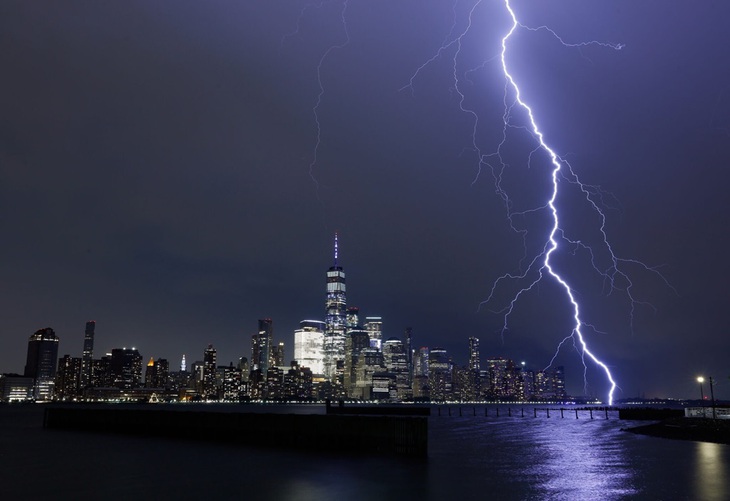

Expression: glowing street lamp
xmin=697 ymin=376 xmax=705 ymax=403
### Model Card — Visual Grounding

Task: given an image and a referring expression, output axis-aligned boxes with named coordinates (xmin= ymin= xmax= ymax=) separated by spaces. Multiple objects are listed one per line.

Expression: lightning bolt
xmin=401 ymin=0 xmax=675 ymax=405
xmin=286 ymin=1 xmax=673 ymax=404
xmin=308 ymin=1 xmax=351 ymax=194
xmin=492 ymin=0 xmax=622 ymax=404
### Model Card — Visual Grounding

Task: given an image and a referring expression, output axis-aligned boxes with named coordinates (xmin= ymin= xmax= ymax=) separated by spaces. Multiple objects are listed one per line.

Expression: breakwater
xmin=43 ymin=406 xmax=427 ymax=457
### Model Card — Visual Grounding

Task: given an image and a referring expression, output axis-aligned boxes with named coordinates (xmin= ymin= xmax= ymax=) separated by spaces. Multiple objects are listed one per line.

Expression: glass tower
xmin=80 ymin=320 xmax=95 ymax=390
xmin=324 ymin=234 xmax=346 ymax=380
xmin=24 ymin=327 xmax=60 ymax=401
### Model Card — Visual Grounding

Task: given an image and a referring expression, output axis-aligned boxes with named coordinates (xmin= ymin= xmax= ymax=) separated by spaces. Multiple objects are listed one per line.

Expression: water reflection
xmin=428 ymin=412 xmax=640 ymax=499
xmin=532 ymin=421 xmax=638 ymax=499
xmin=694 ymin=441 xmax=727 ymax=501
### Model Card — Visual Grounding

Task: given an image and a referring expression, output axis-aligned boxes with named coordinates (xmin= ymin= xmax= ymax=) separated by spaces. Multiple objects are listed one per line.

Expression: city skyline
xmin=1 ymin=2 xmax=728 ymax=400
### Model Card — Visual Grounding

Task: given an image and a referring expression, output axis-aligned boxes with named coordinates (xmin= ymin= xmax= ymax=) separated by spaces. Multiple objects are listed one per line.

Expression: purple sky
xmin=1 ymin=1 xmax=728 ymax=400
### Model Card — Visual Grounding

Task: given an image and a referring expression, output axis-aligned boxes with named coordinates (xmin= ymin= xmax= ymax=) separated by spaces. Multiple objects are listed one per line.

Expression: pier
xmin=43 ymin=406 xmax=427 ymax=457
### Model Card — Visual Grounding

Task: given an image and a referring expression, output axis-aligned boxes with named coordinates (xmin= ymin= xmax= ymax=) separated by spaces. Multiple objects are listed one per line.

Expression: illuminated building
xmin=266 ymin=366 xmax=283 ymax=400
xmin=110 ymin=348 xmax=142 ymax=390
xmin=346 ymin=307 xmax=360 ymax=329
xmin=252 ymin=319 xmax=273 ymax=375
xmin=293 ymin=320 xmax=325 ymax=375
xmin=324 ymin=234 xmax=347 ymax=380
xmin=412 ymin=347 xmax=430 ymax=400
xmin=221 ymin=363 xmax=242 ymax=401
xmin=364 ymin=317 xmax=382 ymax=351
xmin=203 ymin=344 xmax=217 ymax=398
xmin=371 ymin=372 xmax=393 ymax=401
xmin=484 ymin=357 xmax=524 ymax=401
xmin=283 ymin=362 xmax=313 ymax=400
xmin=344 ymin=328 xmax=370 ymax=397
xmin=453 ymin=365 xmax=480 ymax=401
xmin=383 ymin=337 xmax=411 ymax=400
xmin=352 ymin=348 xmax=385 ymax=400
xmin=92 ymin=354 xmax=112 ymax=388
xmin=0 ymin=374 xmax=33 ymax=402
xmin=404 ymin=327 xmax=413 ymax=384
xmin=24 ymin=327 xmax=60 ymax=401
xmin=428 ymin=348 xmax=452 ymax=401
xmin=80 ymin=321 xmax=95 ymax=390
xmin=468 ymin=337 xmax=480 ymax=371
xmin=532 ymin=365 xmax=566 ymax=400
xmin=414 ymin=347 xmax=429 ymax=377
xmin=145 ymin=358 xmax=169 ymax=389
xmin=271 ymin=342 xmax=285 ymax=368
xmin=55 ymin=355 xmax=82 ymax=400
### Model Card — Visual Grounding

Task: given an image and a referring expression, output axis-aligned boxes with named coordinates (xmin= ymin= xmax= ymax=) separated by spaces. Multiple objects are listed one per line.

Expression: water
xmin=1 ymin=404 xmax=728 ymax=500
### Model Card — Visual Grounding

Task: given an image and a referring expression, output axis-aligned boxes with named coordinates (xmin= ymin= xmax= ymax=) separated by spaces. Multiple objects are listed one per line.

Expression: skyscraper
xmin=24 ymin=327 xmax=60 ymax=401
xmin=110 ymin=348 xmax=142 ymax=390
xmin=324 ymin=234 xmax=346 ymax=380
xmin=252 ymin=319 xmax=273 ymax=376
xmin=293 ymin=320 xmax=325 ymax=375
xmin=468 ymin=336 xmax=480 ymax=371
xmin=203 ymin=344 xmax=217 ymax=398
xmin=55 ymin=355 xmax=82 ymax=400
xmin=364 ymin=317 xmax=382 ymax=351
xmin=80 ymin=321 xmax=95 ymax=390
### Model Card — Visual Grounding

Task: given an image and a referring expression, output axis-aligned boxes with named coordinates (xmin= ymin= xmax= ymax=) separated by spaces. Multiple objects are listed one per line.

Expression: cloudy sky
xmin=2 ymin=1 xmax=727 ymax=400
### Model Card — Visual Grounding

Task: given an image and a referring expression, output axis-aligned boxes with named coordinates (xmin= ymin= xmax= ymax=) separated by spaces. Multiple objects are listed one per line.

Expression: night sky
xmin=2 ymin=1 xmax=728 ymax=400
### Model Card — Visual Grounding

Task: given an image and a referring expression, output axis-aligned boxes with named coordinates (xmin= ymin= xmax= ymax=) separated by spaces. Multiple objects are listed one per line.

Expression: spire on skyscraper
xmin=334 ymin=232 xmax=339 ymax=266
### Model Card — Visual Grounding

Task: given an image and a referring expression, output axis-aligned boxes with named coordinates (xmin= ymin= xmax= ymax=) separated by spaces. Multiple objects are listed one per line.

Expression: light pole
xmin=697 ymin=376 xmax=705 ymax=417
xmin=709 ymin=376 xmax=716 ymax=420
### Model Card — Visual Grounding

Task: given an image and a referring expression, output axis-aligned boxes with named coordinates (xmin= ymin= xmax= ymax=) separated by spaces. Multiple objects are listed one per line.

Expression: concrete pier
xmin=43 ymin=406 xmax=427 ymax=457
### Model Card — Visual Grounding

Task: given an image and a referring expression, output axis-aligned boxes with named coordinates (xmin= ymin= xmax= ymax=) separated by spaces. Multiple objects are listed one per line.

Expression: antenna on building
xmin=334 ymin=232 xmax=339 ymax=266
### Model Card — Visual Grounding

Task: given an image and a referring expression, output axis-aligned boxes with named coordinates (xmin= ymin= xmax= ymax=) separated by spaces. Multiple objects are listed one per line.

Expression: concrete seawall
xmin=43 ymin=406 xmax=427 ymax=457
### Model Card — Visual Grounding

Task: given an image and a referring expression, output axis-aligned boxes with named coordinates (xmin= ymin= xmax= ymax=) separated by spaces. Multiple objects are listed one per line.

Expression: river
xmin=0 ymin=404 xmax=726 ymax=500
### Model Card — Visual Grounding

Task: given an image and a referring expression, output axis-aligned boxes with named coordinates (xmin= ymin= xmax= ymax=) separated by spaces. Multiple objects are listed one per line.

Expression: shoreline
xmin=623 ymin=417 xmax=730 ymax=445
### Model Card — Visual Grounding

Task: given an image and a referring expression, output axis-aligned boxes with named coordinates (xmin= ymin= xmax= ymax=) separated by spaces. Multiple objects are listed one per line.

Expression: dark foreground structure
xmin=43 ymin=406 xmax=427 ymax=457
xmin=623 ymin=417 xmax=730 ymax=445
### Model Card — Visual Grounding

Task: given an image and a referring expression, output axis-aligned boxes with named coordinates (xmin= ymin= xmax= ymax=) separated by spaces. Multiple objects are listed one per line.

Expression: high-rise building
xmin=383 ymin=337 xmax=412 ymax=400
xmin=0 ymin=374 xmax=33 ymax=402
xmin=346 ymin=307 xmax=360 ymax=329
xmin=404 ymin=327 xmax=413 ymax=384
xmin=428 ymin=347 xmax=452 ymax=401
xmin=484 ymin=357 xmax=524 ymax=400
xmin=414 ymin=347 xmax=430 ymax=377
xmin=203 ymin=344 xmax=217 ymax=398
xmin=24 ymin=327 xmax=60 ymax=401
xmin=55 ymin=355 xmax=82 ymax=400
xmin=324 ymin=234 xmax=346 ymax=380
xmin=271 ymin=342 xmax=285 ymax=368
xmin=468 ymin=337 xmax=480 ymax=371
xmin=80 ymin=321 xmax=95 ymax=390
xmin=344 ymin=328 xmax=371 ymax=396
xmin=221 ymin=363 xmax=242 ymax=401
xmin=144 ymin=357 xmax=155 ymax=387
xmin=293 ymin=320 xmax=325 ymax=374
xmin=145 ymin=358 xmax=169 ymax=389
xmin=92 ymin=354 xmax=112 ymax=388
xmin=364 ymin=317 xmax=383 ymax=351
xmin=252 ymin=319 xmax=273 ymax=375
xmin=352 ymin=348 xmax=386 ymax=400
xmin=110 ymin=348 xmax=142 ymax=390
xmin=412 ymin=346 xmax=430 ymax=400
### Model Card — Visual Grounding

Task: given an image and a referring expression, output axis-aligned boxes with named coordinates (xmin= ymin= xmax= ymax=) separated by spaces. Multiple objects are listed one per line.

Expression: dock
xmin=43 ymin=406 xmax=427 ymax=457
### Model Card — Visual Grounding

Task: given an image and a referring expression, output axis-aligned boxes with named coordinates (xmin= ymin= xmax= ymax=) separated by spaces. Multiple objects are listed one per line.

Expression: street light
xmin=709 ymin=376 xmax=716 ymax=420
xmin=697 ymin=376 xmax=705 ymax=417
